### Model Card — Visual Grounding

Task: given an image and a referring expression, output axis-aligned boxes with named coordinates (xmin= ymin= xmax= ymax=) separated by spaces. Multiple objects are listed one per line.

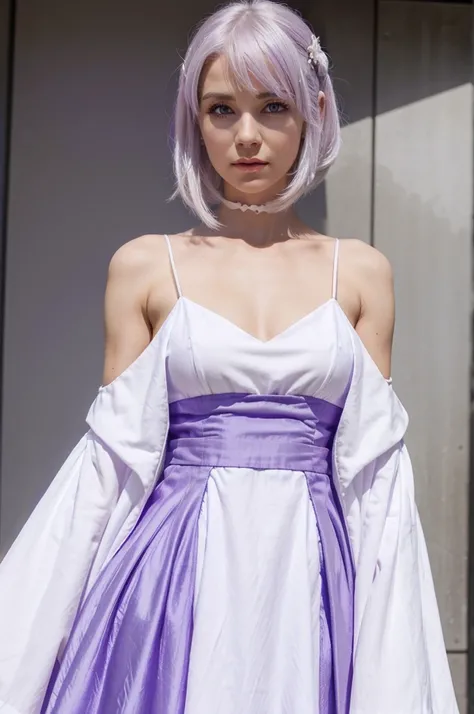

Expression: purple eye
xmin=208 ymin=103 xmax=233 ymax=116
xmin=265 ymin=101 xmax=290 ymax=113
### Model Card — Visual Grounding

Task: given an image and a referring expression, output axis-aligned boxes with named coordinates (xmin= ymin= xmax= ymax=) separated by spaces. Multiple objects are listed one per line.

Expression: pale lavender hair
xmin=169 ymin=0 xmax=341 ymax=229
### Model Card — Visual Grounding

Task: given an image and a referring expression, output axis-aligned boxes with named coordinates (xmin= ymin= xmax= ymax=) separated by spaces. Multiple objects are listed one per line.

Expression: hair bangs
xmin=223 ymin=23 xmax=304 ymax=111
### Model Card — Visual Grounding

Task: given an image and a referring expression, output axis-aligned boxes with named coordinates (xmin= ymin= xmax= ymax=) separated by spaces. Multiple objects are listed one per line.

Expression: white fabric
xmin=188 ymin=467 xmax=322 ymax=713
xmin=167 ymin=297 xmax=352 ymax=405
xmin=0 ymin=288 xmax=459 ymax=714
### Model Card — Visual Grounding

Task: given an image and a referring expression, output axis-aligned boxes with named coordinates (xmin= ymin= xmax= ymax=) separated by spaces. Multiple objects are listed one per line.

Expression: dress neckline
xmin=181 ymin=295 xmax=338 ymax=345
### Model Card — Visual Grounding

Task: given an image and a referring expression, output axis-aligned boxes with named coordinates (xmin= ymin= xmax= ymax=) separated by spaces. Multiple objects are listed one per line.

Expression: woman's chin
xmin=224 ymin=176 xmax=284 ymax=196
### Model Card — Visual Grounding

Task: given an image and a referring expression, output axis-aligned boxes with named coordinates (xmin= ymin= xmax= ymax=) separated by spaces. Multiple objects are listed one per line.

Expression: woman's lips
xmin=232 ymin=162 xmax=269 ymax=172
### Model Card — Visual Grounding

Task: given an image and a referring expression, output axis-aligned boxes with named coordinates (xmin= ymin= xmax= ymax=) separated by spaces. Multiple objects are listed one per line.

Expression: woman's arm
xmin=101 ymin=239 xmax=154 ymax=388
xmin=352 ymin=241 xmax=395 ymax=381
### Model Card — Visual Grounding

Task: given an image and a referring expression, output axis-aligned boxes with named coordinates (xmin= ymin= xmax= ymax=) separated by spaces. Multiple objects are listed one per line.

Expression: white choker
xmin=220 ymin=198 xmax=274 ymax=214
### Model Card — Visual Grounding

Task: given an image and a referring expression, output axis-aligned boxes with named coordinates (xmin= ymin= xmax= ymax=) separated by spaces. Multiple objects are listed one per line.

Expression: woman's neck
xmin=215 ymin=202 xmax=304 ymax=246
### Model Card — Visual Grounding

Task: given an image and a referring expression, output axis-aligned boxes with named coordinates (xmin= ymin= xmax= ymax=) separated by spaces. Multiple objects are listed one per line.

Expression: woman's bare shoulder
xmin=106 ymin=231 xmax=197 ymax=287
xmin=340 ymin=237 xmax=393 ymax=275
xmin=107 ymin=234 xmax=169 ymax=277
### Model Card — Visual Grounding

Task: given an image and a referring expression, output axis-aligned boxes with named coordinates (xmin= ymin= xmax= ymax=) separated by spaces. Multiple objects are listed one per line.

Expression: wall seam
xmin=0 ymin=0 xmax=16 ymax=540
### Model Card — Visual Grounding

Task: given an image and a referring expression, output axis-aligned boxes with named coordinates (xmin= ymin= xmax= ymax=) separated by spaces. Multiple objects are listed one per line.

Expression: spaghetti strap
xmin=331 ymin=238 xmax=340 ymax=300
xmin=163 ymin=234 xmax=183 ymax=299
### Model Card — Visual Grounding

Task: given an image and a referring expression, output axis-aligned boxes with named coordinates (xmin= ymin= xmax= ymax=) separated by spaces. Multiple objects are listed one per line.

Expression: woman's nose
xmin=235 ymin=114 xmax=262 ymax=147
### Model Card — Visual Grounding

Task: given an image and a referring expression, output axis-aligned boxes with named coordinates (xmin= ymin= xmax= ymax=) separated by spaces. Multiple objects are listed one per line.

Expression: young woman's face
xmin=198 ymin=54 xmax=306 ymax=202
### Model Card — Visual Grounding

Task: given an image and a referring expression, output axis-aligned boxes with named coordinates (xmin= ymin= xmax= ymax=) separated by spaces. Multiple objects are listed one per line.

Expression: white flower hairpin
xmin=306 ymin=34 xmax=328 ymax=77
xmin=307 ymin=34 xmax=322 ymax=66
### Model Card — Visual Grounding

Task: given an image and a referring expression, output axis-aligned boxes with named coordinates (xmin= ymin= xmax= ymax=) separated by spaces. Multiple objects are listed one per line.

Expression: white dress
xmin=41 ymin=235 xmax=357 ymax=714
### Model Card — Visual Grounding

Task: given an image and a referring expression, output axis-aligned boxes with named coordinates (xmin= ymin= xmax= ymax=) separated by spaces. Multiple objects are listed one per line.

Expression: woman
xmin=0 ymin=1 xmax=458 ymax=713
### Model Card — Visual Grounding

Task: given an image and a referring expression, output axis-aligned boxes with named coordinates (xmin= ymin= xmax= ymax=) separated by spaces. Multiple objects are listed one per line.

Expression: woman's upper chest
xmin=146 ymin=233 xmax=359 ymax=344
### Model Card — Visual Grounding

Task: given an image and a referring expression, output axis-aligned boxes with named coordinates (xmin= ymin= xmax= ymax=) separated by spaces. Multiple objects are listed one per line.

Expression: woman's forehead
xmin=200 ymin=54 xmax=282 ymax=99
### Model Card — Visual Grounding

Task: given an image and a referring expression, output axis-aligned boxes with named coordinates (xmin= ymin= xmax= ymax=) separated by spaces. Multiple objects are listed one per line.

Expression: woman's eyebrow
xmin=200 ymin=91 xmax=278 ymax=101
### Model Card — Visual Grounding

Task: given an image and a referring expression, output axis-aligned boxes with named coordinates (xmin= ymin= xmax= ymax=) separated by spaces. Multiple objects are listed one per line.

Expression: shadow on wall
xmin=376 ymin=2 xmax=472 ymax=116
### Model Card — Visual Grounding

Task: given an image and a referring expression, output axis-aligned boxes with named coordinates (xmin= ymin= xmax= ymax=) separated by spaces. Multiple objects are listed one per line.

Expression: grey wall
xmin=1 ymin=0 xmax=471 ymax=710
xmin=374 ymin=6 xmax=471 ymax=711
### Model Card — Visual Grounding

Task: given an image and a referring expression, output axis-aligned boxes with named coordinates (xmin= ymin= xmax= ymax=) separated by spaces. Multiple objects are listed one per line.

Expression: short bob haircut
xmin=170 ymin=0 xmax=341 ymax=230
